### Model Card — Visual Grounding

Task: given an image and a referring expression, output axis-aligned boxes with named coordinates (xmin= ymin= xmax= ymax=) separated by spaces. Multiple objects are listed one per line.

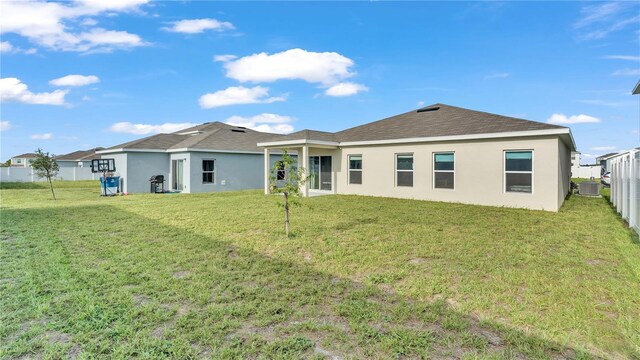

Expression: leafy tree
xmin=30 ymin=148 xmax=59 ymax=200
xmin=269 ymin=150 xmax=311 ymax=237
xmin=0 ymin=159 xmax=10 ymax=167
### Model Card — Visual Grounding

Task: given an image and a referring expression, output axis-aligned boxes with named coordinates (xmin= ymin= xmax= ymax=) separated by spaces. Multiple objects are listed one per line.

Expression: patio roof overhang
xmin=257 ymin=139 xmax=339 ymax=149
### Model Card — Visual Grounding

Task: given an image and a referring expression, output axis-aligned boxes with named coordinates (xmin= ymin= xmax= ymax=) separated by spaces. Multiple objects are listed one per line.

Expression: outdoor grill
xmin=149 ymin=175 xmax=165 ymax=193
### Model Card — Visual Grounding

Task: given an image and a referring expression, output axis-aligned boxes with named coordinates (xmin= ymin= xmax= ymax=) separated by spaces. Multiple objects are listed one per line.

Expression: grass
xmin=1 ymin=181 xmax=638 ymax=359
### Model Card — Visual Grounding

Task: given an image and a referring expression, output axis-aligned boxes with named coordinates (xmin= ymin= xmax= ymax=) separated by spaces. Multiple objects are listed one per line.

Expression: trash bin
xmin=99 ymin=176 xmax=120 ymax=196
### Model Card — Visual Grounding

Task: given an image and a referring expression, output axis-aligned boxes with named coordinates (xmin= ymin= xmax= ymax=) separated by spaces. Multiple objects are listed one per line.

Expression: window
xmin=15 ymin=159 xmax=22 ymax=164
xmin=348 ymin=155 xmax=362 ymax=184
xmin=77 ymin=162 xmax=84 ymax=168
xmin=202 ymin=160 xmax=215 ymax=184
xmin=396 ymin=154 xmax=413 ymax=187
xmin=505 ymin=151 xmax=532 ymax=193
xmin=276 ymin=161 xmax=286 ymax=181
xmin=434 ymin=153 xmax=454 ymax=189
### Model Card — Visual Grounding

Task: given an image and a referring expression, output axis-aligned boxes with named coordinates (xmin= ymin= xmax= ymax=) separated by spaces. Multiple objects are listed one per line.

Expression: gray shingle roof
xmin=334 ymin=104 xmax=566 ymax=142
xmin=56 ymin=147 xmax=104 ymax=161
xmin=103 ymin=122 xmax=284 ymax=153
xmin=11 ymin=153 xmax=37 ymax=158
xmin=278 ymin=129 xmax=338 ymax=142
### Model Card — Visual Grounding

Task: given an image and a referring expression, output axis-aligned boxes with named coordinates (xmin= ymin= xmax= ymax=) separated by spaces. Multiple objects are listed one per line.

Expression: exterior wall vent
xmin=578 ymin=181 xmax=601 ymax=196
xmin=231 ymin=129 xmax=246 ymax=133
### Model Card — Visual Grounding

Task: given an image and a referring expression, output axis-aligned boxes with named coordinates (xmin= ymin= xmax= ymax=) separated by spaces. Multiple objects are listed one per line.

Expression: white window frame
xmin=348 ymin=154 xmax=363 ymax=185
xmin=433 ymin=152 xmax=455 ymax=190
xmin=202 ymin=159 xmax=216 ymax=185
xmin=504 ymin=150 xmax=534 ymax=195
xmin=395 ymin=153 xmax=414 ymax=187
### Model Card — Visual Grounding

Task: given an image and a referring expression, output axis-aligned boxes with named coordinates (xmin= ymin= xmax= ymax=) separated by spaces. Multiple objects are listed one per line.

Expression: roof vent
xmin=177 ymin=130 xmax=204 ymax=136
xmin=235 ymin=126 xmax=247 ymax=129
xmin=231 ymin=129 xmax=246 ymax=133
xmin=417 ymin=106 xmax=440 ymax=113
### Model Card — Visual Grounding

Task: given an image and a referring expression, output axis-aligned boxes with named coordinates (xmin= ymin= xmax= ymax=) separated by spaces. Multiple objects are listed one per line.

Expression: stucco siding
xmin=127 ymin=153 xmax=170 ymax=194
xmin=557 ymin=139 xmax=571 ymax=209
xmin=103 ymin=153 xmax=129 ymax=192
xmin=187 ymin=152 xmax=283 ymax=193
xmin=334 ymin=136 xmax=562 ymax=211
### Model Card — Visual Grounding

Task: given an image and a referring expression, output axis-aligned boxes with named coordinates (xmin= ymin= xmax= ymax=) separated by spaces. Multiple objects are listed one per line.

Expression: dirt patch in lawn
xmin=132 ymin=293 xmax=151 ymax=305
xmin=172 ymin=270 xmax=191 ymax=279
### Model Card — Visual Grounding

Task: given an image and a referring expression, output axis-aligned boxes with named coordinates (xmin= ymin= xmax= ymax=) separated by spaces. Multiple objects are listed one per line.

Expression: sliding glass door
xmin=309 ymin=156 xmax=332 ymax=191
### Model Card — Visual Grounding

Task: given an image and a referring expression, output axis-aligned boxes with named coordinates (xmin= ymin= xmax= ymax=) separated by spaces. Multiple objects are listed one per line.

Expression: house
xmin=55 ymin=147 xmax=104 ymax=168
xmin=97 ymin=122 xmax=284 ymax=194
xmin=633 ymin=80 xmax=640 ymax=95
xmin=9 ymin=153 xmax=37 ymax=167
xmin=259 ymin=103 xmax=576 ymax=212
xmin=596 ymin=152 xmax=619 ymax=174
xmin=570 ymin=151 xmax=601 ymax=179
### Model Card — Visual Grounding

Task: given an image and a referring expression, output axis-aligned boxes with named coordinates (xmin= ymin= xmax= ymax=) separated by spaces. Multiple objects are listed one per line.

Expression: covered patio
xmin=258 ymin=133 xmax=340 ymax=197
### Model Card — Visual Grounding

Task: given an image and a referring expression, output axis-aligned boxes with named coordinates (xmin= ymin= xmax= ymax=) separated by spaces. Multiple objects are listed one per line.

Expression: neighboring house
xmin=9 ymin=153 xmax=37 ymax=167
xmin=633 ymin=80 xmax=640 ymax=95
xmin=97 ymin=122 xmax=284 ymax=194
xmin=259 ymin=103 xmax=576 ymax=212
xmin=597 ymin=152 xmax=619 ymax=175
xmin=570 ymin=151 xmax=601 ymax=179
xmin=55 ymin=147 xmax=104 ymax=168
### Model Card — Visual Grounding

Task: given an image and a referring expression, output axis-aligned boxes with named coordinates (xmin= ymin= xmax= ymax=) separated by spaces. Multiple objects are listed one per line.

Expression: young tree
xmin=30 ymin=148 xmax=60 ymax=200
xmin=269 ymin=150 xmax=311 ymax=237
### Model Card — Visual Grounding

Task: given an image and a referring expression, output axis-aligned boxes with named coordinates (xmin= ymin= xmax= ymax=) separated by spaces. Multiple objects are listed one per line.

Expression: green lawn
xmin=1 ymin=182 xmax=638 ymax=359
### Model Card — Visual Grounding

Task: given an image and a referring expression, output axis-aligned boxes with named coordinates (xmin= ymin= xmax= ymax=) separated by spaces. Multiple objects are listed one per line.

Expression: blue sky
xmin=1 ymin=1 xmax=638 ymax=163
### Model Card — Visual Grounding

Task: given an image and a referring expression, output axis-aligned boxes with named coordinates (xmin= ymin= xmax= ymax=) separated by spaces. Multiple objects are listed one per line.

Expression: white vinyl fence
xmin=572 ymin=165 xmax=602 ymax=179
xmin=0 ymin=167 xmax=98 ymax=182
xmin=610 ymin=149 xmax=640 ymax=235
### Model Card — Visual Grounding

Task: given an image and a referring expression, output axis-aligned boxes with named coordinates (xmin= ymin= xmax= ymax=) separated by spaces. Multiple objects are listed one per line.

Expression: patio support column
xmin=264 ymin=148 xmax=270 ymax=195
xmin=301 ymin=145 xmax=309 ymax=197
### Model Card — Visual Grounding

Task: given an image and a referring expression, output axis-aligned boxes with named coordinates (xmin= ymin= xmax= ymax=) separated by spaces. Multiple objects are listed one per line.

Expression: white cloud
xmin=0 ymin=78 xmax=68 ymax=105
xmin=485 ymin=72 xmax=511 ymax=79
xmin=547 ymin=113 xmax=601 ymax=124
xmin=417 ymin=101 xmax=425 ymax=107
xmin=324 ymin=82 xmax=368 ymax=97
xmin=225 ymin=113 xmax=295 ymax=134
xmin=612 ymin=68 xmax=640 ymax=76
xmin=591 ymin=146 xmax=616 ymax=151
xmin=0 ymin=0 xmax=149 ymax=52
xmin=30 ymin=133 xmax=53 ymax=140
xmin=0 ymin=121 xmax=11 ymax=131
xmin=0 ymin=41 xmax=38 ymax=55
xmin=199 ymin=86 xmax=286 ymax=109
xmin=574 ymin=3 xmax=639 ymax=40
xmin=0 ymin=41 xmax=13 ymax=53
xmin=108 ymin=122 xmax=198 ymax=135
xmin=604 ymin=55 xmax=640 ymax=61
xmin=163 ymin=18 xmax=234 ymax=33
xmin=49 ymin=74 xmax=100 ymax=87
xmin=214 ymin=54 xmax=237 ymax=62
xmin=77 ymin=28 xmax=146 ymax=52
xmin=223 ymin=48 xmax=356 ymax=86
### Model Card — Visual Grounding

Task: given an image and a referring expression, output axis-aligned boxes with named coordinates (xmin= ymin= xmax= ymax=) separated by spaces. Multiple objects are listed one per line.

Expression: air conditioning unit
xmin=578 ymin=181 xmax=600 ymax=196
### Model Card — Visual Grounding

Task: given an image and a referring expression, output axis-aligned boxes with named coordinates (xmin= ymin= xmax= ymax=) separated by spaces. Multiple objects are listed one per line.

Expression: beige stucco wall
xmin=557 ymin=140 xmax=572 ymax=206
xmin=307 ymin=136 xmax=566 ymax=211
